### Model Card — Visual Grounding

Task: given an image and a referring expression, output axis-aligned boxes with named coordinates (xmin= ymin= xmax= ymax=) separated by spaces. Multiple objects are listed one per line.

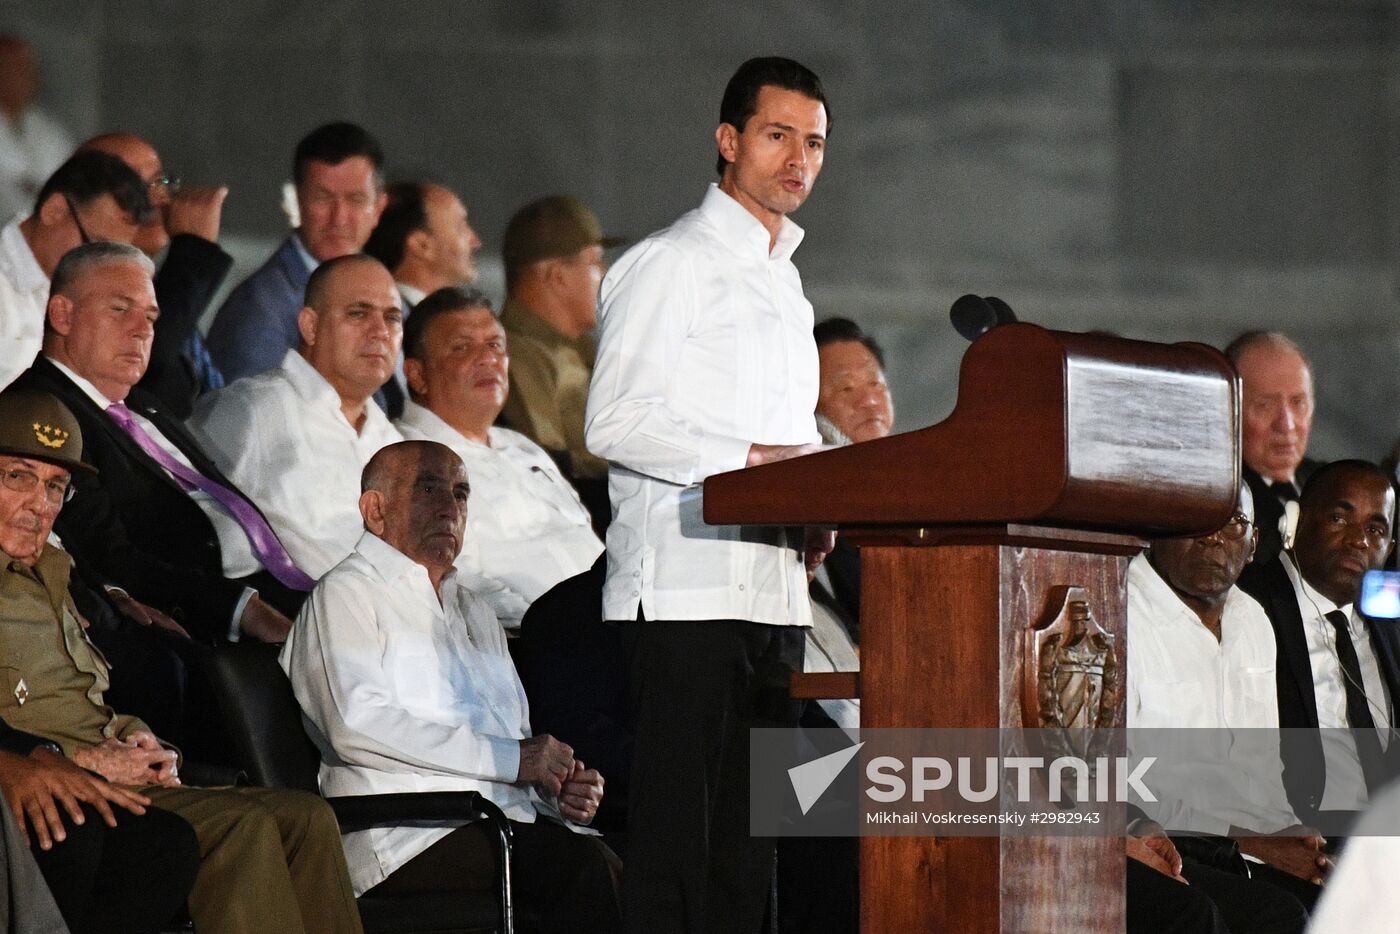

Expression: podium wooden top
xmin=703 ymin=323 xmax=1240 ymax=537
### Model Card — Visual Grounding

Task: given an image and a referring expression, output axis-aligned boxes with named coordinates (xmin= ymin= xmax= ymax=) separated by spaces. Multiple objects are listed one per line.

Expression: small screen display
xmin=1359 ymin=569 xmax=1400 ymax=619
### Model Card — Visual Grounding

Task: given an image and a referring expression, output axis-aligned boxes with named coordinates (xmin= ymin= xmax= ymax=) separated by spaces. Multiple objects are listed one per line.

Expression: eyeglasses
xmin=148 ymin=175 xmax=181 ymax=198
xmin=1202 ymin=513 xmax=1253 ymax=543
xmin=63 ymin=194 xmax=92 ymax=245
xmin=1 ymin=467 xmax=73 ymax=505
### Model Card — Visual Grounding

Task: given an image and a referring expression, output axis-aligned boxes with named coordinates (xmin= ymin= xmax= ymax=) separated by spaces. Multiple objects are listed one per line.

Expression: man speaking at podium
xmin=585 ymin=57 xmax=836 ymax=934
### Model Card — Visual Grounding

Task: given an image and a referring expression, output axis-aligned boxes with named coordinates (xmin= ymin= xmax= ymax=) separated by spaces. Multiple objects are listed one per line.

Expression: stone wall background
xmin=5 ymin=1 xmax=1398 ymax=462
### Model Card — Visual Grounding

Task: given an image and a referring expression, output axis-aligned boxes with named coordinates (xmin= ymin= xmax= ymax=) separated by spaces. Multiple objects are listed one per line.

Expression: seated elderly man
xmin=393 ymin=286 xmax=602 ymax=628
xmin=0 ymin=387 xmax=363 ymax=934
xmin=190 ymin=254 xmax=404 ymax=580
xmin=281 ymin=440 xmax=621 ymax=931
xmin=1127 ymin=482 xmax=1324 ymax=931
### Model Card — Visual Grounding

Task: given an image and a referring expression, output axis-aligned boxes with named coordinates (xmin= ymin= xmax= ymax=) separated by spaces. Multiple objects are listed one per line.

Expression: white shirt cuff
xmin=228 ymin=587 xmax=257 ymax=642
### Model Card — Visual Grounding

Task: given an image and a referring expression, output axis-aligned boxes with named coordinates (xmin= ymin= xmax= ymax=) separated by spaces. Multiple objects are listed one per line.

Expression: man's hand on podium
xmin=746 ymin=443 xmax=824 ymax=467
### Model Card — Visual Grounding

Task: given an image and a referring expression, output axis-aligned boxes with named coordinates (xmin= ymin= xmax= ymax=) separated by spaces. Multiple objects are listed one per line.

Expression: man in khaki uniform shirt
xmin=0 ymin=386 xmax=363 ymax=934
xmin=499 ymin=195 xmax=620 ymax=484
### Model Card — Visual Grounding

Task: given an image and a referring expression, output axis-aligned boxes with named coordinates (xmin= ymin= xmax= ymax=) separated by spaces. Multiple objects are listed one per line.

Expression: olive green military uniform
xmin=500 ymin=297 xmax=609 ymax=480
xmin=0 ymin=544 xmax=363 ymax=934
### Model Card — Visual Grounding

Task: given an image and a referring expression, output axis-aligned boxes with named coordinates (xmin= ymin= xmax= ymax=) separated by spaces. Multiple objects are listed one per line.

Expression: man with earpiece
xmin=1238 ymin=459 xmax=1400 ymax=832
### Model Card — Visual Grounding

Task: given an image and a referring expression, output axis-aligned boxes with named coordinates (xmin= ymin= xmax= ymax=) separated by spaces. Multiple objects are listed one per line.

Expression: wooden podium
xmin=704 ymin=323 xmax=1239 ymax=933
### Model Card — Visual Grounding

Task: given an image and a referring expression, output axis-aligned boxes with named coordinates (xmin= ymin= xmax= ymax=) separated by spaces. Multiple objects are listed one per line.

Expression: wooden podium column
xmin=854 ymin=527 xmax=1139 ymax=933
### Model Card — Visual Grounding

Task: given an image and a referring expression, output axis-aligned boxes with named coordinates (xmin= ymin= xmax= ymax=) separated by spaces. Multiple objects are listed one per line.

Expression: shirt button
xmin=631 ymin=590 xmax=640 ymax=597
xmin=633 ymin=570 xmax=640 ymax=578
xmin=738 ymin=584 xmax=746 ymax=591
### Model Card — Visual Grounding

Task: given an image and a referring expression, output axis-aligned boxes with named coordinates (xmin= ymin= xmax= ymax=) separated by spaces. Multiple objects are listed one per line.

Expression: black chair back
xmin=199 ymin=642 xmax=321 ymax=793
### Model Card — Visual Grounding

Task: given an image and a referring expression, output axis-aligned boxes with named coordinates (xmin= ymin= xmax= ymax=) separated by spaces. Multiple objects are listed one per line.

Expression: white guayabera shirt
xmin=1126 ymin=554 xmax=1297 ymax=834
xmin=281 ymin=532 xmax=586 ymax=895
xmin=586 ymin=184 xmax=820 ymax=628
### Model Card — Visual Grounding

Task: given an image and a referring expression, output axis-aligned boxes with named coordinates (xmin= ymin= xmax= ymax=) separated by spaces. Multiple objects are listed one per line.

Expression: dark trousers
xmin=368 ymin=817 xmax=622 ymax=933
xmin=621 ymin=618 xmax=805 ymax=934
xmin=1127 ymin=856 xmax=1310 ymax=934
xmin=31 ymin=803 xmax=199 ymax=934
xmin=516 ymin=557 xmax=632 ymax=832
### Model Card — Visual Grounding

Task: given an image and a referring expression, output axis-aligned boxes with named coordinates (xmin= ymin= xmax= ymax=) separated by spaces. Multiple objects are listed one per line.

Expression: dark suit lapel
xmin=1363 ymin=616 xmax=1400 ymax=710
xmin=274 ymin=234 xmax=313 ymax=296
xmin=1250 ymin=556 xmax=1320 ymax=727
xmin=28 ymin=359 xmax=195 ymax=500
xmin=125 ymin=389 xmax=236 ymax=488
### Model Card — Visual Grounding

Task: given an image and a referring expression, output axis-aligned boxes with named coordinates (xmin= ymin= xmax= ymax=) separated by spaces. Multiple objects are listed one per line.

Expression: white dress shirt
xmin=1126 ymin=554 xmax=1296 ymax=833
xmin=281 ymin=532 xmax=572 ymax=895
xmin=1282 ymin=555 xmax=1391 ymax=810
xmin=188 ymin=349 xmax=403 ymax=579
xmin=0 ymin=218 xmax=47 ymax=392
xmin=585 ymin=183 xmax=820 ymax=627
xmin=395 ymin=400 xmax=603 ymax=626
xmin=0 ymin=108 xmax=73 ymax=223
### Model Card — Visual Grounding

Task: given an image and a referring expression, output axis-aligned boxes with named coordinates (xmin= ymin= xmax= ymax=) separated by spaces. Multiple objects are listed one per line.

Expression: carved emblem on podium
xmin=1022 ymin=586 xmax=1121 ymax=730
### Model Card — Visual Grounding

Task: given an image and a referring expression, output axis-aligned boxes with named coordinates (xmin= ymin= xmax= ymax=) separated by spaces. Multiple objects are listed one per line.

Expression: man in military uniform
xmin=0 ymin=385 xmax=364 ymax=934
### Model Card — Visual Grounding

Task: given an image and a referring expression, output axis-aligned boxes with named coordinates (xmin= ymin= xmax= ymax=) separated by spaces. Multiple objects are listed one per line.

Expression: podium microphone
xmin=950 ymin=294 xmax=1018 ymax=341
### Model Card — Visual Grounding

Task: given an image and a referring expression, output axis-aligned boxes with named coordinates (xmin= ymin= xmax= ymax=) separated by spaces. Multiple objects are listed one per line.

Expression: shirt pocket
xmin=1229 ymin=666 xmax=1277 ymax=725
xmin=1138 ymin=679 xmax=1213 ymax=727
xmin=385 ymin=634 xmax=443 ymax=712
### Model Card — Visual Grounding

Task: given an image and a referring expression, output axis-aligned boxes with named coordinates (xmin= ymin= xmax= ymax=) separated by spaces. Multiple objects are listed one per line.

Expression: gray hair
xmin=1223 ymin=330 xmax=1314 ymax=390
xmin=50 ymin=241 xmax=154 ymax=299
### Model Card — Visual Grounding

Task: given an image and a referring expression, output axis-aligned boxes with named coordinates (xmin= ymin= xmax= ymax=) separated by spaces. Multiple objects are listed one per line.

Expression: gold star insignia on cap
xmin=33 ymin=422 xmax=68 ymax=449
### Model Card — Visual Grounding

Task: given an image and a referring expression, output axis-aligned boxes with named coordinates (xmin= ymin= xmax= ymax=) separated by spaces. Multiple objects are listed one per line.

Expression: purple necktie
xmin=105 ymin=402 xmax=315 ymax=591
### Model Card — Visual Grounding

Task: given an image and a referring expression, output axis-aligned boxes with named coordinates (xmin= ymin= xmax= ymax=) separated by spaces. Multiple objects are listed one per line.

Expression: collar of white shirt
xmin=1282 ymin=552 xmax=1347 ymax=620
xmin=397 ymin=282 xmax=427 ymax=308
xmin=1131 ymin=552 xmax=1260 ymax=646
xmin=398 ymin=399 xmax=490 ymax=450
xmin=46 ymin=355 xmax=119 ymax=408
xmin=698 ymin=182 xmax=805 ymax=262
xmin=0 ymin=217 xmax=47 ymax=296
xmin=290 ymin=231 xmax=320 ymax=276
xmin=355 ymin=528 xmax=454 ymax=596
xmin=278 ymin=346 xmax=373 ymax=419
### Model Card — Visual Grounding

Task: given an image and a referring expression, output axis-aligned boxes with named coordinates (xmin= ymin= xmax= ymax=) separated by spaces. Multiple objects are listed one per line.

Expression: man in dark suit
xmin=1238 ymin=459 xmax=1400 ymax=828
xmin=206 ymin=122 xmax=386 ymax=382
xmin=78 ymin=133 xmax=233 ymax=419
xmin=1226 ymin=331 xmax=1318 ymax=580
xmin=16 ymin=240 xmax=311 ymax=646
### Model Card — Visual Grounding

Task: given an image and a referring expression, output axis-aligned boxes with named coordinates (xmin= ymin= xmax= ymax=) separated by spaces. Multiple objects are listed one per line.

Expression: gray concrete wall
xmin=5 ymin=0 xmax=1398 ymax=462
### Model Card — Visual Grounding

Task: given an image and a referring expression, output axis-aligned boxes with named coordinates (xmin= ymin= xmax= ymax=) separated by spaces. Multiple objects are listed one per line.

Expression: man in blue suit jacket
xmin=206 ymin=122 xmax=386 ymax=381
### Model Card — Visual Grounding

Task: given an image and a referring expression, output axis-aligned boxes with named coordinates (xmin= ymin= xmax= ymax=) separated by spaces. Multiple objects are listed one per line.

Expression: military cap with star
xmin=0 ymin=387 xmax=95 ymax=475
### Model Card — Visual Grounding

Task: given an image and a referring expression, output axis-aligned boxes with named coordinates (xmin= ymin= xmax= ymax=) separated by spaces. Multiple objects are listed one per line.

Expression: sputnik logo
xmin=788 ymin=742 xmax=864 ymax=815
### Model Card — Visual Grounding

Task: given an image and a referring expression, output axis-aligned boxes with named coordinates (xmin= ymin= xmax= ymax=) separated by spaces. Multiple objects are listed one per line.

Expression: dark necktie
xmin=105 ymin=402 xmax=315 ymax=591
xmin=1324 ymin=609 xmax=1389 ymax=790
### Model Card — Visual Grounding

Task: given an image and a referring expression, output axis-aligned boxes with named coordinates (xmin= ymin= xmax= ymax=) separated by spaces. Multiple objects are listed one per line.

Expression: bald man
xmin=190 ymin=254 xmax=405 ymax=579
xmin=79 ymin=132 xmax=231 ymax=417
xmin=282 ymin=440 xmax=621 ymax=930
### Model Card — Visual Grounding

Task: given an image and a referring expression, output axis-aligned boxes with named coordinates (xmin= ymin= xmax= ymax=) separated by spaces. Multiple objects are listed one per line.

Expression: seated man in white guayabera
xmin=280 ymin=440 xmax=620 ymax=930
xmin=392 ymin=286 xmax=602 ymax=630
xmin=1126 ymin=482 xmax=1323 ymax=932
xmin=189 ymin=254 xmax=403 ymax=580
